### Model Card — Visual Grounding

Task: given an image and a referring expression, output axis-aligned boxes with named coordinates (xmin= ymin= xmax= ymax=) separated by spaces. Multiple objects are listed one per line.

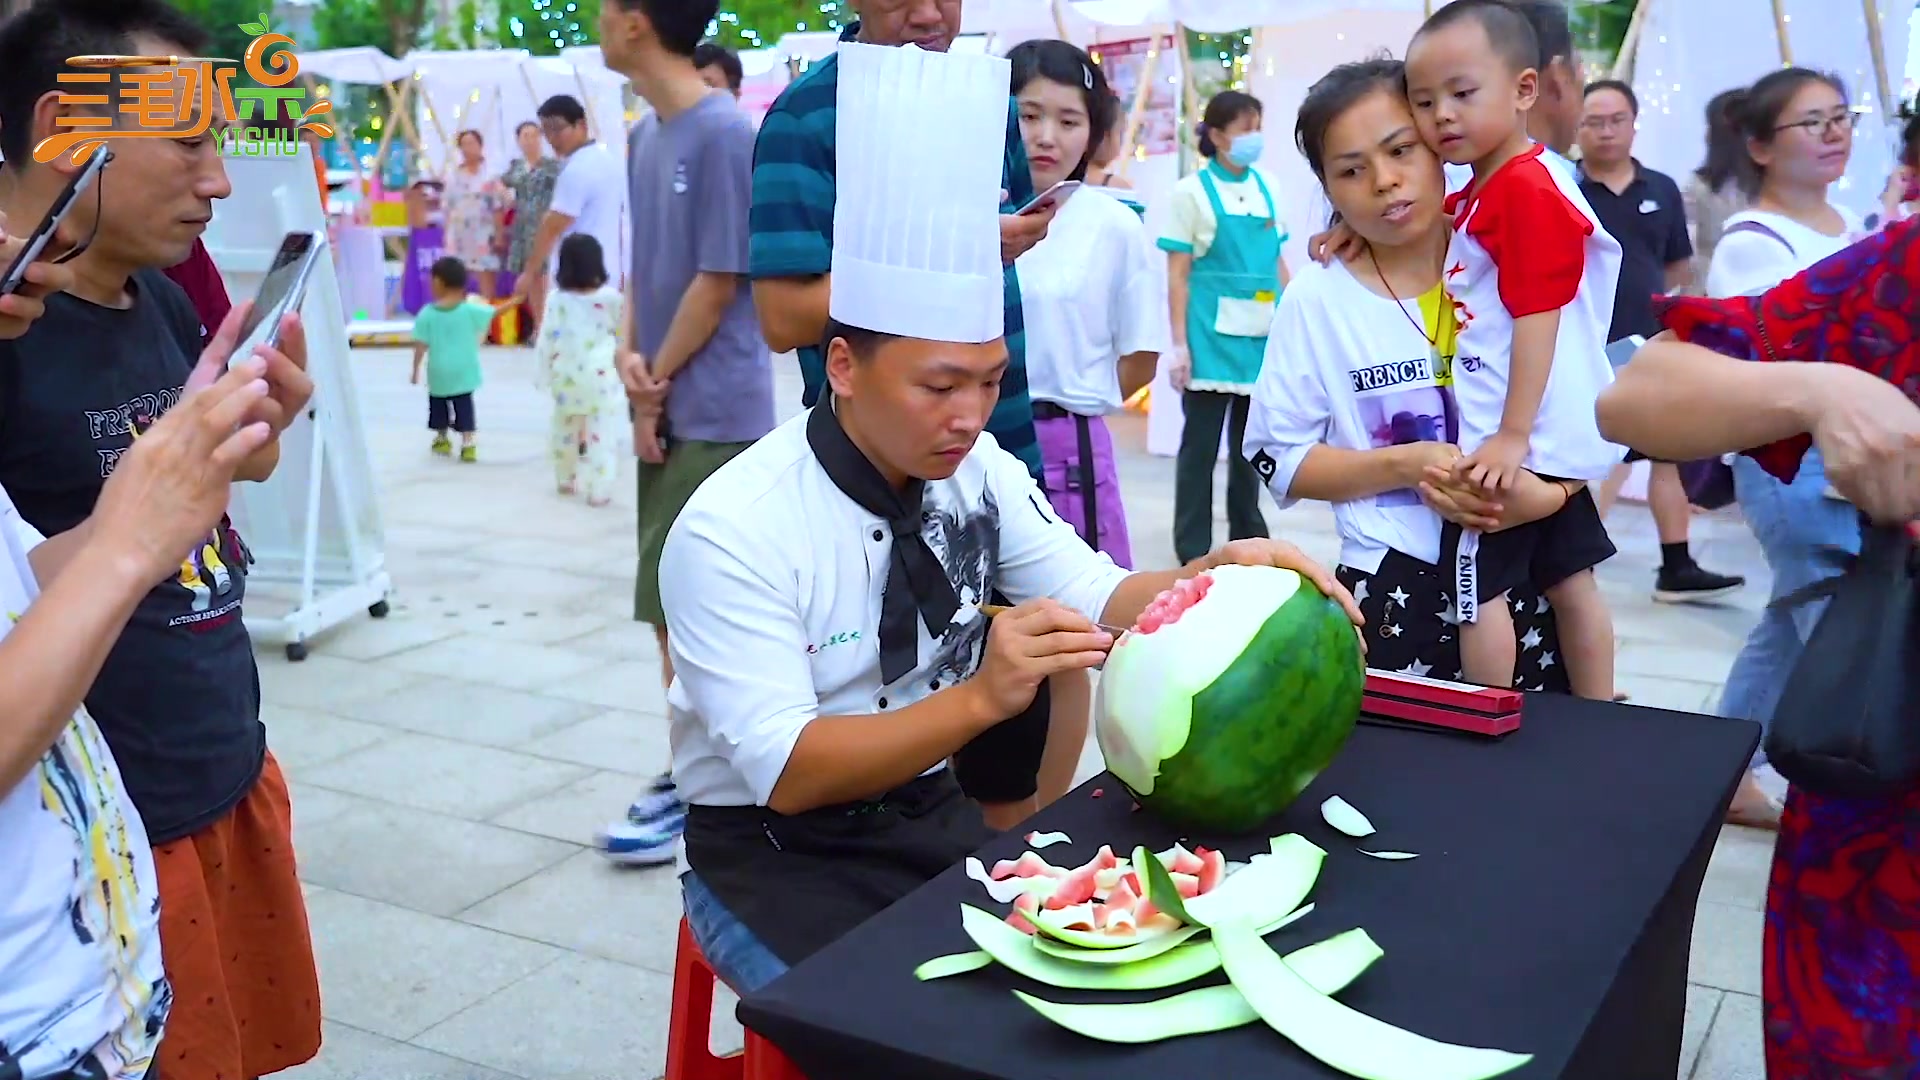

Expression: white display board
xmin=203 ymin=148 xmax=393 ymax=660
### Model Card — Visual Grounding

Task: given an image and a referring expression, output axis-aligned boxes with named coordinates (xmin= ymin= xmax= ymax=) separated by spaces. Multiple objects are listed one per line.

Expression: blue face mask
xmin=1226 ymin=131 xmax=1265 ymax=167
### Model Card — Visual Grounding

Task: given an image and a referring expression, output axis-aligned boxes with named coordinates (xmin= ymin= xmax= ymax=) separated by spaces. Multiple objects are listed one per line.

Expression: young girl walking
xmin=536 ymin=234 xmax=627 ymax=505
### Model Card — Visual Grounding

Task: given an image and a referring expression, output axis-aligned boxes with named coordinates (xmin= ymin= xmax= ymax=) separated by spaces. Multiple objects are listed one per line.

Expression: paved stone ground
xmin=261 ymin=345 xmax=1775 ymax=1080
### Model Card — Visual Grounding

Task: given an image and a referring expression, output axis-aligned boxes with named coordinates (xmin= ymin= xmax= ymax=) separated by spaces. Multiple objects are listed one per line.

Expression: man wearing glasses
xmin=1577 ymin=78 xmax=1747 ymax=606
xmin=522 ymin=93 xmax=628 ymax=316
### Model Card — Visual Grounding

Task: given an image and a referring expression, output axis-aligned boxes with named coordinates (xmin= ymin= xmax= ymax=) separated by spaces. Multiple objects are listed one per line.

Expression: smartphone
xmin=232 ymin=231 xmax=325 ymax=361
xmin=0 ymin=149 xmax=113 ymax=296
xmin=1017 ymin=179 xmax=1081 ymax=216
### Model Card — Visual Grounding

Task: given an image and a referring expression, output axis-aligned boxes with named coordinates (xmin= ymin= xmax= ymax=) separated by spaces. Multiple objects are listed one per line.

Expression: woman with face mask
xmin=1158 ymin=90 xmax=1290 ymax=564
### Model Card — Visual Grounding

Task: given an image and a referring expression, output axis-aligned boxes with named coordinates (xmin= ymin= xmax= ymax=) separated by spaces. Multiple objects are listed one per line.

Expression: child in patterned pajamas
xmin=536 ymin=234 xmax=627 ymax=505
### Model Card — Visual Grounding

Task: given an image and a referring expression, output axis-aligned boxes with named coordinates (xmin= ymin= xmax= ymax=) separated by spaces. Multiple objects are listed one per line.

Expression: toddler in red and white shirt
xmin=1404 ymin=0 xmax=1626 ymax=698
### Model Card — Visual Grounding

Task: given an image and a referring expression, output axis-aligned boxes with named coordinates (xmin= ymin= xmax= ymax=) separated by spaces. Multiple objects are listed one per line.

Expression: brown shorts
xmin=151 ymin=752 xmax=322 ymax=1080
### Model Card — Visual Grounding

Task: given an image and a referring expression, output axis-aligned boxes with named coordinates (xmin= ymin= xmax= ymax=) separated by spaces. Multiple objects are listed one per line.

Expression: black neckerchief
xmin=807 ymin=400 xmax=960 ymax=685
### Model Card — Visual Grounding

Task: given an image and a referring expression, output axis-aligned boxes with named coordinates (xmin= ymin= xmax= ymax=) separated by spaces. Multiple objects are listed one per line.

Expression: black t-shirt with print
xmin=0 ymin=269 xmax=263 ymax=845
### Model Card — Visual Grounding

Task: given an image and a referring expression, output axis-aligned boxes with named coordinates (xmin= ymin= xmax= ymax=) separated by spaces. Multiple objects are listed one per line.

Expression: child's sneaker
xmin=431 ymin=434 xmax=452 ymax=456
xmin=459 ymin=444 xmax=477 ymax=463
xmin=594 ymin=774 xmax=684 ymax=866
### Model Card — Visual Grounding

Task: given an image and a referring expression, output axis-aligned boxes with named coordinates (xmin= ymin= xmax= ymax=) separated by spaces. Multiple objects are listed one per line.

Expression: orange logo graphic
xmin=34 ymin=15 xmax=334 ymax=165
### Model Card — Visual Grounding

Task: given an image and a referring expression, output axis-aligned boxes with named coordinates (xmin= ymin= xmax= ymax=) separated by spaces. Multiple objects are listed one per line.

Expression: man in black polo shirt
xmin=1576 ymin=79 xmax=1744 ymax=604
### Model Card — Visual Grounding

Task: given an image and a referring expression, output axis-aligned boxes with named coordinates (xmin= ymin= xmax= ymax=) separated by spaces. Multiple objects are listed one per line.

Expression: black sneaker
xmin=1653 ymin=562 xmax=1745 ymax=604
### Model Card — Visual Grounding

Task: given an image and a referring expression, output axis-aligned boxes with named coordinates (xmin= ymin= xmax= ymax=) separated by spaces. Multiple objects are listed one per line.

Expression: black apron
xmin=681 ymin=401 xmax=1004 ymax=966
xmin=685 ymin=771 xmax=993 ymax=965
xmin=1033 ymin=400 xmax=1102 ymax=554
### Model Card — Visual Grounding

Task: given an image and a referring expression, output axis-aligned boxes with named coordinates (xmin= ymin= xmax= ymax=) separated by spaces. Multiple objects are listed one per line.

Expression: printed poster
xmin=1089 ymin=35 xmax=1181 ymax=156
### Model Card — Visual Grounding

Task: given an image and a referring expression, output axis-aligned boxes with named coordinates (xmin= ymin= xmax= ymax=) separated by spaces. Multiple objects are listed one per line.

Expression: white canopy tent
xmin=402 ymin=48 xmax=631 ymax=177
xmin=1623 ymin=0 xmax=1916 ymax=223
xmin=294 ymin=45 xmax=632 ymax=180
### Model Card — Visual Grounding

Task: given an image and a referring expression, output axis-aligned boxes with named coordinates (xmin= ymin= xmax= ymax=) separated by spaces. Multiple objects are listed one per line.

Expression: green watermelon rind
xmin=1009 ymin=927 xmax=1386 ymax=1044
xmin=1130 ymin=582 xmax=1364 ymax=833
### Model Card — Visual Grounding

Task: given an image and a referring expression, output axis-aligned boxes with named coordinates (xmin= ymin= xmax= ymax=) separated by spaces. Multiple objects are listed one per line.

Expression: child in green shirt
xmin=411 ymin=257 xmax=515 ymax=461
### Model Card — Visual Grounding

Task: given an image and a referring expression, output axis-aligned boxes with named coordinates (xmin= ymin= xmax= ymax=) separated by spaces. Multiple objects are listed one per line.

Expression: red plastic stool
xmin=667 ymin=918 xmax=807 ymax=1080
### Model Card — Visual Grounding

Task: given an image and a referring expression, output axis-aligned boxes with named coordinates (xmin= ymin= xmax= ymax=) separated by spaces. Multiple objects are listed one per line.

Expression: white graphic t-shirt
xmin=1244 ymin=259 xmax=1459 ymax=575
xmin=0 ymin=487 xmax=168 ymax=1080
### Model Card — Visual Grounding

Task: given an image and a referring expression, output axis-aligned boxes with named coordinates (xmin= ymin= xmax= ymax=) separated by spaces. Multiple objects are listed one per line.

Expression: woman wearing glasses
xmin=1705 ymin=67 xmax=1865 ymax=830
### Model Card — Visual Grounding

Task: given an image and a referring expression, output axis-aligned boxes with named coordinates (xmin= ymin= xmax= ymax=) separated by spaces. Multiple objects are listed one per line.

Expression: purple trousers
xmin=1034 ymin=404 xmax=1133 ymax=569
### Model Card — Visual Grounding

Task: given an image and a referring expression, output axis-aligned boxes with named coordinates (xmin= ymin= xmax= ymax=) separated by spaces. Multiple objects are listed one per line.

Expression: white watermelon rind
xmin=920 ymin=831 xmax=1537 ymax=1080
xmin=1010 ymin=926 xmax=1384 ymax=1044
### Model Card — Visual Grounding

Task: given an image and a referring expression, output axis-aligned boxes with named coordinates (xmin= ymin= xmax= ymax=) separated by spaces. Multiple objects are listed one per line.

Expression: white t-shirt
xmin=549 ymin=141 xmax=628 ymax=283
xmin=1705 ymin=205 xmax=1866 ymax=298
xmin=1245 ymin=260 xmax=1458 ymax=574
xmin=0 ymin=489 xmax=165 ymax=1080
xmin=659 ymin=409 xmax=1133 ymax=809
xmin=1443 ymin=144 xmax=1624 ymax=481
xmin=1017 ymin=189 xmax=1170 ymax=416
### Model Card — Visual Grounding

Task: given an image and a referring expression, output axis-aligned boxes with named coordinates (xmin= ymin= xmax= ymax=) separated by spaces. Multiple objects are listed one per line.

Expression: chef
xmin=658 ymin=40 xmax=1363 ymax=996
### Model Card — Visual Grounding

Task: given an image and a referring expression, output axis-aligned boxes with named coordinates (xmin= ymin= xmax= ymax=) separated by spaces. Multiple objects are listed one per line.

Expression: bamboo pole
xmin=1050 ymin=0 xmax=1071 ymax=40
xmin=1178 ymin=25 xmax=1201 ymax=173
xmin=373 ymin=80 xmax=411 ymax=178
xmin=1770 ymin=0 xmax=1794 ymax=66
xmin=1609 ymin=0 xmax=1654 ymax=81
xmin=302 ymin=72 xmax=365 ymax=192
xmin=1111 ymin=35 xmax=1159 ymax=178
xmin=571 ymin=65 xmax=600 ymax=140
xmin=415 ymin=79 xmax=456 ymax=175
xmin=1862 ymin=0 xmax=1894 ymax=115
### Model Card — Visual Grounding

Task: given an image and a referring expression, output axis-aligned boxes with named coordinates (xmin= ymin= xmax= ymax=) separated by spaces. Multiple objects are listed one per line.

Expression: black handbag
xmin=1680 ymin=457 xmax=1736 ymax=511
xmin=1763 ymin=519 xmax=1920 ymax=799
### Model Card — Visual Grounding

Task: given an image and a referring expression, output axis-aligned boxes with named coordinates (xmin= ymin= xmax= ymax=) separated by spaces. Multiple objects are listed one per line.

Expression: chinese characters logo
xmin=33 ymin=14 xmax=336 ymax=165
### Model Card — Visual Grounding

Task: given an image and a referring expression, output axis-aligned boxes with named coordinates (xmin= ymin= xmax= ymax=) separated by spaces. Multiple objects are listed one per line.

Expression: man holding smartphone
xmin=0 ymin=2 xmax=322 ymax=1077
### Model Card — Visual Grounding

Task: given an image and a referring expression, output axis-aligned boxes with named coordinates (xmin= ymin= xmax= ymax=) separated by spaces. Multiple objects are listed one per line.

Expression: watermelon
xmin=1096 ymin=563 xmax=1365 ymax=832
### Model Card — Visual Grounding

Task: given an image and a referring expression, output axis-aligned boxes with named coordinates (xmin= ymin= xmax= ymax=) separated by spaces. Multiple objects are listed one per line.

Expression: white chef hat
xmin=829 ymin=42 xmax=1010 ymax=345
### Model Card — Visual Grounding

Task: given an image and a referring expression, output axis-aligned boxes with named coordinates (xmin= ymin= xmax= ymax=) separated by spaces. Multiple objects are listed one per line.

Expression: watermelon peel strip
xmin=1320 ymin=795 xmax=1376 ymax=838
xmin=1213 ymin=919 xmax=1533 ymax=1079
xmin=1010 ymin=927 xmax=1384 ymax=1044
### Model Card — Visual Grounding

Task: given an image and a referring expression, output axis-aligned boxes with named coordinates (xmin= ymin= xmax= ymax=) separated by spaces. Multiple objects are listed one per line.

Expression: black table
xmin=738 ymin=694 xmax=1760 ymax=1079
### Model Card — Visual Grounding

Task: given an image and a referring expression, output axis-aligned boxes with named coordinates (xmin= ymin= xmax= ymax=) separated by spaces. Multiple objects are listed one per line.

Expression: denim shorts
xmin=681 ymin=869 xmax=790 ymax=996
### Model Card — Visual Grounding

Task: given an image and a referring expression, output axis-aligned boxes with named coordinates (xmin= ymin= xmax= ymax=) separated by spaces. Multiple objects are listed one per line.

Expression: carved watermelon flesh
xmin=966 ymin=843 xmax=1230 ymax=946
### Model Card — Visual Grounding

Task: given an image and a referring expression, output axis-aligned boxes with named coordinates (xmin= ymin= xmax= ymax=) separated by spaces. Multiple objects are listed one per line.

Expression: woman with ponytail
xmin=1006 ymin=38 xmax=1169 ymax=803
xmin=1704 ymin=67 xmax=1865 ymax=830
xmin=1157 ymin=90 xmax=1289 ymax=564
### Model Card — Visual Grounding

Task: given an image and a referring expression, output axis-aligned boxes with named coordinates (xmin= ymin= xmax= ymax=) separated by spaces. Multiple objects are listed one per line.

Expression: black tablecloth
xmin=738 ymin=694 xmax=1760 ymax=1079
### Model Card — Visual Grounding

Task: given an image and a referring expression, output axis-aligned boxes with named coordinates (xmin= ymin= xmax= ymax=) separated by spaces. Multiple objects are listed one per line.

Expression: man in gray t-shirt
xmin=597 ymin=0 xmax=775 ymax=865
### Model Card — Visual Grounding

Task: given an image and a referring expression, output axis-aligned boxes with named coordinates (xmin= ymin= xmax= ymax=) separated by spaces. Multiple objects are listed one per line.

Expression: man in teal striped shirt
xmin=747 ymin=5 xmax=1054 ymax=483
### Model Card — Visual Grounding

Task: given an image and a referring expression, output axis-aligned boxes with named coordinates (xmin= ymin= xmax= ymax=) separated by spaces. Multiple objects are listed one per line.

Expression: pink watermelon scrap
xmin=980 ymin=841 xmax=1231 ymax=941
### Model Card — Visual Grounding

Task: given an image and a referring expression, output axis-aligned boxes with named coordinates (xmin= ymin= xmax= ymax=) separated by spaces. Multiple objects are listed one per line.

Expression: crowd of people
xmin=5 ymin=0 xmax=1920 ymax=1077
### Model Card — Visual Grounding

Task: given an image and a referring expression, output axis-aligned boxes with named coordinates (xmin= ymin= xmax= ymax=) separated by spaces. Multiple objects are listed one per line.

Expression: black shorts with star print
xmin=1338 ymin=549 xmax=1572 ymax=693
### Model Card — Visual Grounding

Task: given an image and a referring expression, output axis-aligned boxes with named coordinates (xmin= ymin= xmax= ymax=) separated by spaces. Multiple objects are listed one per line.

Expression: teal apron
xmin=1187 ymin=165 xmax=1282 ymax=389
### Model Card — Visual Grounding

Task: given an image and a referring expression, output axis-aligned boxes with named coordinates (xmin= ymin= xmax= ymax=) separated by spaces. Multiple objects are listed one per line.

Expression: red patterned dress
xmin=1655 ymin=215 xmax=1920 ymax=1076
